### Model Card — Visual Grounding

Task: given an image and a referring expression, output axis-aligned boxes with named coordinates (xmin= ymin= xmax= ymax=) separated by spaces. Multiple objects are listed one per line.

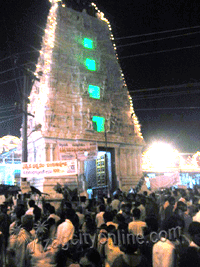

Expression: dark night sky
xmin=1 ymin=0 xmax=200 ymax=153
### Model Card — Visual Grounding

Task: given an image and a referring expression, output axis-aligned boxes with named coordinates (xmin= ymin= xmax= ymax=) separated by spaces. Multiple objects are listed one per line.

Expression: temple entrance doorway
xmin=84 ymin=147 xmax=117 ymax=197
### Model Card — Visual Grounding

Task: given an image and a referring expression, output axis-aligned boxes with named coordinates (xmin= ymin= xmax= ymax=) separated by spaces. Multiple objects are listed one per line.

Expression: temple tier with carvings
xmin=26 ymin=1 xmax=145 ymax=196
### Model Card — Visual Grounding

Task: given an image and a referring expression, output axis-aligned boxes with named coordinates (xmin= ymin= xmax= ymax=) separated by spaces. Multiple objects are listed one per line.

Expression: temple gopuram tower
xmin=26 ymin=0 xmax=145 ymax=195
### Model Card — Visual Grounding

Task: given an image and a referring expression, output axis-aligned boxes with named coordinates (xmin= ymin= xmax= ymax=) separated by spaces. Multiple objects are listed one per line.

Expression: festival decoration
xmin=91 ymin=2 xmax=143 ymax=139
xmin=0 ymin=135 xmax=20 ymax=154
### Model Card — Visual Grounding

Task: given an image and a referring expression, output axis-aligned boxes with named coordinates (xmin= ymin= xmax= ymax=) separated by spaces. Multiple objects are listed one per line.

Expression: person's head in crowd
xmin=112 ymin=209 xmax=117 ymax=219
xmin=86 ymin=217 xmax=96 ymax=235
xmin=21 ymin=215 xmax=33 ymax=232
xmin=35 ymin=221 xmax=49 ymax=245
xmin=15 ymin=204 xmax=25 ymax=220
xmin=180 ymin=189 xmax=187 ymax=199
xmin=173 ymin=190 xmax=178 ymax=197
xmin=119 ymin=233 xmax=138 ymax=255
xmin=120 ymin=203 xmax=126 ymax=213
xmin=46 ymin=217 xmax=56 ymax=229
xmin=63 ymin=201 xmax=72 ymax=210
xmin=145 ymin=217 xmax=159 ymax=233
xmin=107 ymin=198 xmax=112 ymax=205
xmin=150 ymin=192 xmax=156 ymax=200
xmin=175 ymin=201 xmax=187 ymax=216
xmin=119 ymin=194 xmax=124 ymax=202
xmin=49 ymin=205 xmax=56 ymax=215
xmin=127 ymin=193 xmax=134 ymax=202
xmin=76 ymin=206 xmax=83 ymax=214
xmin=28 ymin=199 xmax=35 ymax=208
xmin=107 ymin=224 xmax=117 ymax=233
xmin=65 ymin=208 xmax=76 ymax=222
xmin=113 ymin=194 xmax=119 ymax=200
xmin=84 ymin=214 xmax=91 ymax=227
xmin=140 ymin=198 xmax=146 ymax=207
xmin=64 ymin=241 xmax=83 ymax=264
xmin=44 ymin=202 xmax=51 ymax=214
xmin=80 ymin=196 xmax=86 ymax=203
xmin=79 ymin=248 xmax=102 ymax=267
xmin=188 ymin=205 xmax=198 ymax=217
xmin=162 ymin=215 xmax=184 ymax=240
xmin=99 ymin=204 xmax=105 ymax=212
xmin=132 ymin=208 xmax=141 ymax=220
xmin=107 ymin=225 xmax=118 ymax=245
xmin=188 ymin=222 xmax=200 ymax=247
xmin=98 ymin=197 xmax=105 ymax=205
xmin=124 ymin=203 xmax=132 ymax=214
xmin=134 ymin=201 xmax=140 ymax=207
xmin=0 ymin=203 xmax=8 ymax=214
xmin=103 ymin=211 xmax=114 ymax=223
xmin=168 ymin=196 xmax=175 ymax=206
xmin=143 ymin=191 xmax=148 ymax=197
xmin=115 ymin=213 xmax=125 ymax=224
xmin=34 ymin=205 xmax=41 ymax=223
xmin=192 ymin=197 xmax=199 ymax=206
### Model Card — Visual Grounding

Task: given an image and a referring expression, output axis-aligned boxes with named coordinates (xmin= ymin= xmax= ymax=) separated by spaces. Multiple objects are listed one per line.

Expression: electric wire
xmin=120 ymin=44 xmax=200 ymax=59
xmin=129 ymin=82 xmax=200 ymax=93
xmin=132 ymin=90 xmax=200 ymax=101
xmin=0 ymin=113 xmax=23 ymax=120
xmin=0 ymin=108 xmax=16 ymax=114
xmin=0 ymin=77 xmax=24 ymax=86
xmin=115 ymin=25 xmax=200 ymax=40
xmin=0 ymin=51 xmax=38 ymax=65
xmin=0 ymin=105 xmax=16 ymax=111
xmin=134 ymin=107 xmax=200 ymax=111
xmin=117 ymin=30 xmax=200 ymax=48
xmin=0 ymin=114 xmax=22 ymax=125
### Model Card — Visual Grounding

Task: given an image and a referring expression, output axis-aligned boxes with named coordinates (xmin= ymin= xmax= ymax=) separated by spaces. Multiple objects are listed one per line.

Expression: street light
xmin=142 ymin=142 xmax=180 ymax=172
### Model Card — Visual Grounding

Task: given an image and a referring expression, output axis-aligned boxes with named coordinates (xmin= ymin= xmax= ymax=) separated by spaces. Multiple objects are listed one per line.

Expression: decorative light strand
xmin=29 ymin=0 xmax=59 ymax=128
xmin=91 ymin=2 xmax=143 ymax=138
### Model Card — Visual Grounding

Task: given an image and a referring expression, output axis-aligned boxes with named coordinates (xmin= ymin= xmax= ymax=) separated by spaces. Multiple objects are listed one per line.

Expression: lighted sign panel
xmin=88 ymin=85 xmax=100 ymax=99
xmin=92 ymin=116 xmax=105 ymax=132
xmin=83 ymin=38 xmax=93 ymax=49
xmin=85 ymin=58 xmax=96 ymax=71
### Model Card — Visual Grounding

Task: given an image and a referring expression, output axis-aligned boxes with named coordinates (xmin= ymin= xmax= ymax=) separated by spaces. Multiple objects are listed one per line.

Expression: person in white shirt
xmin=111 ymin=195 xmax=120 ymax=212
xmin=153 ymin=215 xmax=184 ymax=267
xmin=96 ymin=204 xmax=106 ymax=228
xmin=56 ymin=209 xmax=75 ymax=247
xmin=25 ymin=199 xmax=35 ymax=216
xmin=128 ymin=208 xmax=146 ymax=237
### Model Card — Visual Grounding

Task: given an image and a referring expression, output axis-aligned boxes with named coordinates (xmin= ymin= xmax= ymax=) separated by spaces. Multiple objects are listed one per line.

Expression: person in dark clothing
xmin=111 ymin=235 xmax=149 ymax=267
xmin=179 ymin=222 xmax=200 ymax=267
xmin=165 ymin=196 xmax=175 ymax=221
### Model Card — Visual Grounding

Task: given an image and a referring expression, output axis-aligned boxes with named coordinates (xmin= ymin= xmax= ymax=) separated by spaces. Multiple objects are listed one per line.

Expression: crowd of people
xmin=0 ymin=186 xmax=200 ymax=266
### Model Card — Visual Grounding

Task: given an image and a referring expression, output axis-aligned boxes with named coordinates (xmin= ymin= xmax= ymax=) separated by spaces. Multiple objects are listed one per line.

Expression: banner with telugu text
xmin=58 ymin=141 xmax=98 ymax=161
xmin=21 ymin=160 xmax=77 ymax=177
xmin=150 ymin=172 xmax=180 ymax=190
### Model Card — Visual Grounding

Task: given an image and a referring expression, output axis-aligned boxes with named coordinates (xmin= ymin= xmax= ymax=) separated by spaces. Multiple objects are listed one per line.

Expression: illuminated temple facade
xmin=27 ymin=0 xmax=145 ymax=195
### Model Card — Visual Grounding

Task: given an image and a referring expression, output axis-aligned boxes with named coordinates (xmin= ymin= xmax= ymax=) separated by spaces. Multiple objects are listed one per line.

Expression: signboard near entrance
xmin=21 ymin=160 xmax=77 ymax=177
xmin=58 ymin=141 xmax=97 ymax=161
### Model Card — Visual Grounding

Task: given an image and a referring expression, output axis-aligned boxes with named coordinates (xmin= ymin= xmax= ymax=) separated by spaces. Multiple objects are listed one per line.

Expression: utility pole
xmin=21 ymin=70 xmax=36 ymax=162
xmin=104 ymin=122 xmax=110 ymax=197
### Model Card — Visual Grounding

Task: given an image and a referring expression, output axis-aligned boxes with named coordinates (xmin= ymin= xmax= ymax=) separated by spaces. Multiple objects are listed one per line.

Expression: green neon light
xmin=85 ymin=58 xmax=96 ymax=71
xmin=88 ymin=85 xmax=100 ymax=99
xmin=92 ymin=116 xmax=105 ymax=132
xmin=83 ymin=38 xmax=93 ymax=49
